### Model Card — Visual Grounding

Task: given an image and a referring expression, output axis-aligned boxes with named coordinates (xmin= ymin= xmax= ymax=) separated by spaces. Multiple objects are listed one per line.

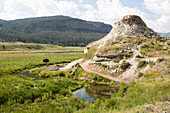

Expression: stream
xmin=20 ymin=71 xmax=41 ymax=80
xmin=72 ymin=87 xmax=95 ymax=103
xmin=20 ymin=71 xmax=117 ymax=103
xmin=20 ymin=71 xmax=95 ymax=103
xmin=72 ymin=83 xmax=117 ymax=103
xmin=0 ymin=51 xmax=82 ymax=57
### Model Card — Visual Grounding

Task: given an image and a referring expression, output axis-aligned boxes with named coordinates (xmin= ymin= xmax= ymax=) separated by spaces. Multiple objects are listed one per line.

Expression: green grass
xmin=85 ymin=46 xmax=98 ymax=59
xmin=1 ymin=70 xmax=169 ymax=113
xmin=120 ymin=61 xmax=131 ymax=70
xmin=140 ymin=42 xmax=169 ymax=57
xmin=118 ymin=74 xmax=170 ymax=110
xmin=0 ymin=46 xmax=87 ymax=112
xmin=1 ymin=97 xmax=88 ymax=113
xmin=0 ymin=42 xmax=169 ymax=113
xmin=77 ymin=71 xmax=169 ymax=112
xmin=0 ymin=75 xmax=85 ymax=112
xmin=137 ymin=60 xmax=148 ymax=68
xmin=74 ymin=67 xmax=111 ymax=83
xmin=0 ymin=53 xmax=84 ymax=76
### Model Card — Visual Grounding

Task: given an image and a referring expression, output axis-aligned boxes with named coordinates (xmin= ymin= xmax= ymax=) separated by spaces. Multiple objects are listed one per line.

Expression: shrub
xmin=156 ymin=58 xmax=164 ymax=63
xmin=65 ymin=73 xmax=70 ymax=78
xmin=143 ymin=71 xmax=158 ymax=78
xmin=85 ymin=46 xmax=97 ymax=59
xmin=168 ymin=64 xmax=170 ymax=68
xmin=96 ymin=63 xmax=108 ymax=68
xmin=39 ymin=72 xmax=47 ymax=78
xmin=137 ymin=60 xmax=148 ymax=68
xmin=119 ymin=52 xmax=133 ymax=58
xmin=34 ymin=98 xmax=42 ymax=103
xmin=148 ymin=60 xmax=155 ymax=67
xmin=59 ymin=89 xmax=69 ymax=96
xmin=138 ymin=72 xmax=143 ymax=78
xmin=101 ymin=64 xmax=107 ymax=68
xmin=24 ymin=99 xmax=32 ymax=104
xmin=105 ymin=98 xmax=118 ymax=108
xmin=74 ymin=67 xmax=84 ymax=77
xmin=45 ymin=73 xmax=50 ymax=78
xmin=141 ymin=43 xmax=149 ymax=48
xmin=55 ymin=71 xmax=65 ymax=76
xmin=120 ymin=61 xmax=131 ymax=70
xmin=136 ymin=54 xmax=143 ymax=58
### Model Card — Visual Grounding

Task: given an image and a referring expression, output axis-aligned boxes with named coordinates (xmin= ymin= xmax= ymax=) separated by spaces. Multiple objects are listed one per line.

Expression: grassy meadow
xmin=0 ymin=42 xmax=83 ymax=54
xmin=0 ymin=53 xmax=84 ymax=76
xmin=0 ymin=42 xmax=84 ymax=76
xmin=0 ymin=42 xmax=87 ymax=112
xmin=0 ymin=42 xmax=169 ymax=113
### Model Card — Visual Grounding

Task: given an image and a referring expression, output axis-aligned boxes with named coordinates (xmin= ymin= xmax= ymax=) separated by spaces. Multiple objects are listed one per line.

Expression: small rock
xmin=112 ymin=69 xmax=117 ymax=73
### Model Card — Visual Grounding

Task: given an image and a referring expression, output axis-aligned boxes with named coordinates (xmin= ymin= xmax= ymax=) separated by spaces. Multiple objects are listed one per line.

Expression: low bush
xmin=168 ymin=64 xmax=170 ymax=68
xmin=148 ymin=60 xmax=155 ymax=67
xmin=85 ymin=46 xmax=97 ymax=59
xmin=141 ymin=43 xmax=149 ymax=48
xmin=34 ymin=98 xmax=42 ymax=103
xmin=137 ymin=60 xmax=148 ymax=68
xmin=114 ymin=52 xmax=133 ymax=63
xmin=136 ymin=54 xmax=144 ymax=58
xmin=138 ymin=72 xmax=144 ymax=78
xmin=89 ymin=73 xmax=110 ymax=82
xmin=156 ymin=58 xmax=164 ymax=63
xmin=96 ymin=63 xmax=108 ymax=68
xmin=120 ymin=61 xmax=131 ymax=70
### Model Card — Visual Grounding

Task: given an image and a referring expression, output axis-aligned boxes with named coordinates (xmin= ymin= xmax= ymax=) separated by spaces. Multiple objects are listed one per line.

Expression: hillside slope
xmin=0 ymin=16 xmax=112 ymax=46
xmin=83 ymin=15 xmax=170 ymax=83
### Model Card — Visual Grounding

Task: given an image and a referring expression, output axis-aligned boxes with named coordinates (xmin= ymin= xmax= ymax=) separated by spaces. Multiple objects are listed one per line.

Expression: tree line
xmin=0 ymin=15 xmax=112 ymax=46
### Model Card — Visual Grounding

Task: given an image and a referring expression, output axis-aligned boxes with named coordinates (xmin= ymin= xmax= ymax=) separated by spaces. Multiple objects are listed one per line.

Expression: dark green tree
xmin=2 ymin=45 xmax=5 ymax=49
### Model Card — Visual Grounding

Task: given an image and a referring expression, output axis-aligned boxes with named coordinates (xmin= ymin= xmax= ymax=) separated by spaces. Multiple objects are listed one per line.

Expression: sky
xmin=0 ymin=0 xmax=170 ymax=33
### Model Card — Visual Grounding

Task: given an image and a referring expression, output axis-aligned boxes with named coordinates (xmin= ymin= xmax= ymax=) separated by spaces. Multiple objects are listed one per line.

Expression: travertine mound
xmin=111 ymin=15 xmax=157 ymax=36
xmin=83 ymin=15 xmax=169 ymax=82
xmin=85 ymin=15 xmax=162 ymax=59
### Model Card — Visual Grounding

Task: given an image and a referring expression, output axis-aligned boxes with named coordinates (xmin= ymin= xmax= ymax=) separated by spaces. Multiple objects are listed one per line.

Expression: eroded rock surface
xmin=83 ymin=15 xmax=170 ymax=83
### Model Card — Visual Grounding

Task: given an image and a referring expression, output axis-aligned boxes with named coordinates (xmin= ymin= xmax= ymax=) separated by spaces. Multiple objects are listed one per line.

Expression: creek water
xmin=72 ymin=83 xmax=117 ymax=103
xmin=20 ymin=71 xmax=41 ymax=80
xmin=20 ymin=70 xmax=116 ymax=103
xmin=72 ymin=87 xmax=95 ymax=103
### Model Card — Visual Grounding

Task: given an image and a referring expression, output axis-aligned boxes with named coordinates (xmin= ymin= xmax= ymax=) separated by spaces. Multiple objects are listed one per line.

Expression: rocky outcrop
xmin=60 ymin=15 xmax=169 ymax=83
xmin=83 ymin=15 xmax=169 ymax=82
xmin=111 ymin=15 xmax=158 ymax=37
xmin=85 ymin=15 xmax=163 ymax=61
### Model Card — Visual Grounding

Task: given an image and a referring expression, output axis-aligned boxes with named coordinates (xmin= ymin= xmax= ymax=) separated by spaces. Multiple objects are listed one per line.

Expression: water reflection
xmin=72 ymin=83 xmax=118 ymax=103
xmin=72 ymin=87 xmax=95 ymax=103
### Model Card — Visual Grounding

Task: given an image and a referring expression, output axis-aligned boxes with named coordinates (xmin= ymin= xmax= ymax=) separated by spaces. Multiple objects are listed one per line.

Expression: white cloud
xmin=144 ymin=0 xmax=170 ymax=32
xmin=94 ymin=0 xmax=145 ymax=24
xmin=78 ymin=0 xmax=83 ymax=3
xmin=144 ymin=0 xmax=170 ymax=15
xmin=77 ymin=0 xmax=146 ymax=26
xmin=0 ymin=0 xmax=170 ymax=32
xmin=0 ymin=0 xmax=79 ymax=20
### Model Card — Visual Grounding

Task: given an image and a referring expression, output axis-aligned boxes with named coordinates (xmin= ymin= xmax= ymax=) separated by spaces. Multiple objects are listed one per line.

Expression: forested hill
xmin=0 ymin=16 xmax=112 ymax=46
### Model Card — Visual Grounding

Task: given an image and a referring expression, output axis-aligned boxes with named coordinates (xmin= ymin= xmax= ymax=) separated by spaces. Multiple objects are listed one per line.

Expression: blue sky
xmin=0 ymin=0 xmax=170 ymax=32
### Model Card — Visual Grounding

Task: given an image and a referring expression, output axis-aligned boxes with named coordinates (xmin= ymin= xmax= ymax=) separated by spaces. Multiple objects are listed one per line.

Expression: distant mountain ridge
xmin=0 ymin=16 xmax=112 ymax=46
xmin=159 ymin=32 xmax=170 ymax=38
